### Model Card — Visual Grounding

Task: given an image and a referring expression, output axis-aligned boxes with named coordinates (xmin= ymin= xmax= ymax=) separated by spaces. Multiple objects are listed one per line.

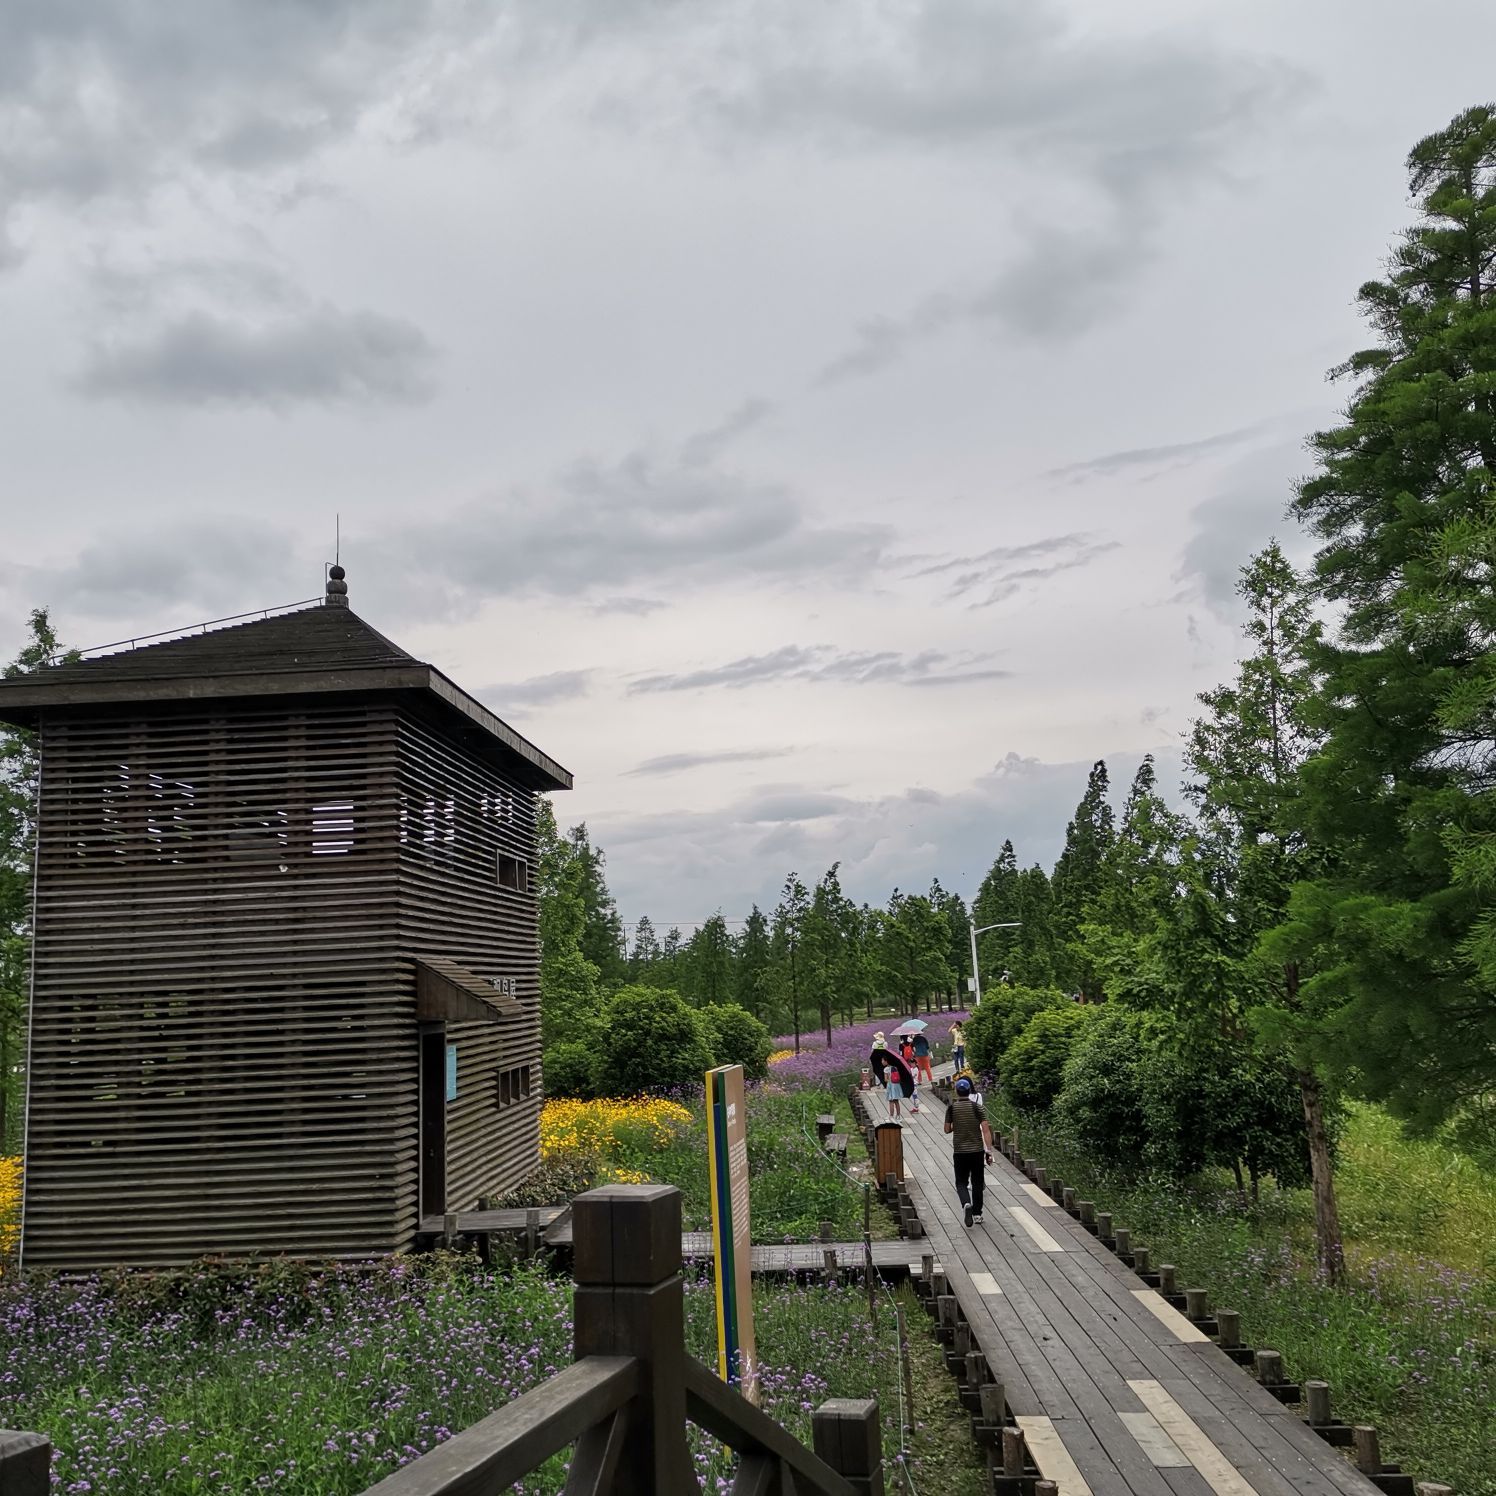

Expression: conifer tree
xmin=1281 ymin=104 xmax=1496 ymax=1127
xmin=628 ymin=915 xmax=661 ymax=982
xmin=0 ymin=609 xmax=69 ymax=1152
xmin=685 ymin=912 xmax=733 ymax=1007
xmin=564 ymin=824 xmax=626 ymax=988
xmin=1051 ymin=760 xmax=1116 ymax=995
xmin=1186 ymin=543 xmax=1346 ymax=1280
xmin=772 ymin=873 xmax=810 ymax=1051
xmin=1013 ymin=866 xmax=1057 ymax=987
xmin=972 ymin=840 xmax=1021 ymax=985
xmin=734 ymin=905 xmax=772 ymax=1017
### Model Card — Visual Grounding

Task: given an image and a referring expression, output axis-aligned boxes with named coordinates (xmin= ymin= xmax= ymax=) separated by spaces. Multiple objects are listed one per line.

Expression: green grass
xmin=3 ymin=1250 xmax=983 ymax=1494
xmin=989 ymin=1097 xmax=1496 ymax=1494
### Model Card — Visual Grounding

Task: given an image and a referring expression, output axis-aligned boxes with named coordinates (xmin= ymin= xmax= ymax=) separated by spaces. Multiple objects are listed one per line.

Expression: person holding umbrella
xmin=869 ymin=1043 xmax=917 ymax=1123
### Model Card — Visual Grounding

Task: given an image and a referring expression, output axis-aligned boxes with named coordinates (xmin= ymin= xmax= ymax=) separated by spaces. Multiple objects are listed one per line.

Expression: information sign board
xmin=705 ymin=1063 xmax=757 ymax=1402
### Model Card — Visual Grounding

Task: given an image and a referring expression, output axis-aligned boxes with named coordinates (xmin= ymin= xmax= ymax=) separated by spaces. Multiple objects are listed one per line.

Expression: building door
xmin=419 ymin=1026 xmax=446 ymax=1219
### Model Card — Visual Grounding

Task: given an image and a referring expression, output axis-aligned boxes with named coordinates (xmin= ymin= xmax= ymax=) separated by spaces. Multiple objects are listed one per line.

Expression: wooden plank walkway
xmin=420 ymin=1208 xmax=914 ymax=1275
xmin=863 ymin=1083 xmax=1381 ymax=1496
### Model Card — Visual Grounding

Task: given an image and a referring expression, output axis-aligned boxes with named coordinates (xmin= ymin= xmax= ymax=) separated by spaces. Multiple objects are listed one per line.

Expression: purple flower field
xmin=768 ymin=1011 xmax=969 ymax=1088
xmin=0 ymin=1254 xmax=953 ymax=1494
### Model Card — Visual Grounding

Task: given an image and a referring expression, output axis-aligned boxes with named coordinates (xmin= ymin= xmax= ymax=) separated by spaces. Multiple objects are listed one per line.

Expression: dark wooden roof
xmin=0 ymin=602 xmax=572 ymax=790
xmin=413 ymin=956 xmax=525 ymax=1025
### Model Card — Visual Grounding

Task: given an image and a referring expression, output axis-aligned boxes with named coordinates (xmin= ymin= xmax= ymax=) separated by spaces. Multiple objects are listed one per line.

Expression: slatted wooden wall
xmin=393 ymin=706 xmax=541 ymax=1219
xmin=23 ymin=699 xmax=414 ymax=1269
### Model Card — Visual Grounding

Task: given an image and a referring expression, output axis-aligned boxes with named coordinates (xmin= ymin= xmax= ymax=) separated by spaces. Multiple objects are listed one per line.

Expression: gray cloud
xmin=1045 ymin=424 xmax=1270 ymax=484
xmin=628 ymin=644 xmax=1008 ymax=694
xmin=0 ymin=1 xmax=498 ymax=260
xmin=679 ymin=398 xmax=777 ymax=466
xmin=627 ymin=748 xmax=793 ymax=777
xmin=76 ymin=304 xmax=437 ymax=409
xmin=480 ymin=670 xmax=595 ymax=711
xmin=817 ymin=223 xmax=1156 ymax=384
xmin=751 ymin=2 xmax=1307 ymax=376
xmin=591 ymin=597 xmax=668 ymax=617
xmin=1174 ymin=440 xmax=1316 ymax=619
xmin=595 ymin=747 xmax=1184 ymax=922
xmin=913 ymin=533 xmax=1120 ymax=608
xmin=374 ymin=455 xmax=895 ymax=612
xmin=2 ymin=519 xmax=303 ymax=625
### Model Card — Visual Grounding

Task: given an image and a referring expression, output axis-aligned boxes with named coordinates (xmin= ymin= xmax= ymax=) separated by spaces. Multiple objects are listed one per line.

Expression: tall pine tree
xmin=1050 ymin=760 xmax=1116 ymax=996
xmin=1187 ymin=544 xmax=1346 ymax=1281
xmin=1282 ymin=105 xmax=1496 ymax=1128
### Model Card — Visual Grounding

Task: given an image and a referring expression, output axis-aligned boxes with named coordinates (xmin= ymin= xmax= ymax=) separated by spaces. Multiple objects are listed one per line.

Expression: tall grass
xmin=991 ymin=1097 xmax=1496 ymax=1494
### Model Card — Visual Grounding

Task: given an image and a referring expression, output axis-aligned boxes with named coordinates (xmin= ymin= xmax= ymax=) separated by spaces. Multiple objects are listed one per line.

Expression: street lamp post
xmin=969 ymin=921 xmax=1021 ymax=1008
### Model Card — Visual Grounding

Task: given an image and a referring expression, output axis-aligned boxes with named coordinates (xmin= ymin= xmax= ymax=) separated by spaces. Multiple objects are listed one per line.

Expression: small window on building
xmin=497 ymin=853 xmax=527 ymax=891
xmin=498 ymin=1065 xmax=533 ymax=1109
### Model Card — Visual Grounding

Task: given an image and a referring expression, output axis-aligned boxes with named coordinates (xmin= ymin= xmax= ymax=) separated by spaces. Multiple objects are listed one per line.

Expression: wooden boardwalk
xmin=864 ymin=1084 xmax=1383 ymax=1496
xmin=420 ymin=1207 xmax=915 ymax=1275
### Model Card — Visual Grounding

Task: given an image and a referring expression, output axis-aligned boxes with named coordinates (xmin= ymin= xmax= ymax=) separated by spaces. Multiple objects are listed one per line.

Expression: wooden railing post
xmin=0 ymin=1431 xmax=51 ymax=1496
xmin=572 ymin=1185 xmax=695 ymax=1495
xmin=812 ymin=1398 xmax=884 ymax=1496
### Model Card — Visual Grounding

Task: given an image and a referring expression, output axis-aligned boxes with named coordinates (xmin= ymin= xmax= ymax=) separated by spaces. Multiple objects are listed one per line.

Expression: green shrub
xmin=595 ymin=984 xmax=714 ymax=1096
xmin=1053 ymin=1007 xmax=1149 ymax=1166
xmin=1001 ymin=1005 xmax=1094 ymax=1111
xmin=1136 ymin=1033 xmax=1324 ymax=1189
xmin=699 ymin=1002 xmax=773 ymax=1079
xmin=964 ymin=985 xmax=1067 ymax=1072
xmin=542 ymin=1041 xmax=598 ymax=1099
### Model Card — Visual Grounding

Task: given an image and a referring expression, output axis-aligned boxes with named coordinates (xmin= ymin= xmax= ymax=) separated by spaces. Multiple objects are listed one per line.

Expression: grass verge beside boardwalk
xmin=989 ymin=1096 xmax=1496 ymax=1495
xmin=2 ymin=1254 xmax=984 ymax=1495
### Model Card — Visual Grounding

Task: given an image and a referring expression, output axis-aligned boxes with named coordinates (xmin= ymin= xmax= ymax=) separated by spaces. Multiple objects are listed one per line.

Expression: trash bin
xmin=874 ymin=1120 xmax=905 ymax=1185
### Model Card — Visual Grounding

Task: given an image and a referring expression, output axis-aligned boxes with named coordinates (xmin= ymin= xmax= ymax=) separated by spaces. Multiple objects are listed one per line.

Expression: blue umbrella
xmin=890 ymin=1019 xmax=928 ymax=1036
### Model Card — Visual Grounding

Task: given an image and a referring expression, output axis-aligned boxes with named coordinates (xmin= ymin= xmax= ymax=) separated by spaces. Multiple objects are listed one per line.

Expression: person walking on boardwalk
xmin=949 ymin=1020 xmax=966 ymax=1074
xmin=944 ymin=1077 xmax=994 ymax=1227
xmin=911 ymin=1030 xmax=934 ymax=1085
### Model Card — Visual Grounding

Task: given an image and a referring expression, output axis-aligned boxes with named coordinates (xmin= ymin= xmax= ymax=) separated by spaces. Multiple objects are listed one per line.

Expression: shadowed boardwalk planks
xmin=863 ymin=1081 xmax=1381 ymax=1496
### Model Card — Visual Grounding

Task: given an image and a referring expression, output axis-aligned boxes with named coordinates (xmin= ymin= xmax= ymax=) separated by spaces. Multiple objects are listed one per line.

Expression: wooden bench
xmin=815 ymin=1113 xmax=836 ymax=1141
xmin=824 ymin=1132 xmax=849 ymax=1159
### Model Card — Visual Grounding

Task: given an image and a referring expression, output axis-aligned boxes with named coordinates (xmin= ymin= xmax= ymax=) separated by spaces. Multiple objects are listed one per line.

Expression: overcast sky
xmin=2 ymin=1 xmax=1490 ymax=929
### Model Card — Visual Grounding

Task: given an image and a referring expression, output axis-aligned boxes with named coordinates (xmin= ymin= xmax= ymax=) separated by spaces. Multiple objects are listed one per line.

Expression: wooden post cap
xmin=1036 ymin=1483 xmax=1060 ymax=1496
xmin=1001 ymin=1425 xmax=1026 ymax=1476
xmin=813 ymin=1399 xmax=882 ymax=1480
xmin=1132 ymin=1246 xmax=1151 ymax=1273
xmin=1215 ymin=1309 xmax=1241 ymax=1348
xmin=1158 ymin=1263 xmax=1177 ymax=1293
xmin=1113 ymin=1228 xmax=1131 ymax=1255
xmin=1096 ymin=1211 xmax=1113 ymax=1239
xmin=1415 ymin=1484 xmax=1455 ymax=1496
xmin=571 ymin=1184 xmax=681 ymax=1286
xmin=978 ymin=1382 xmax=1006 ymax=1427
xmin=1304 ymin=1380 xmax=1332 ymax=1425
xmin=0 ymin=1432 xmax=51 ymax=1496
xmin=1255 ymin=1349 xmax=1284 ymax=1385
xmin=1184 ymin=1288 xmax=1210 ymax=1319
xmin=1352 ymin=1425 xmax=1381 ymax=1473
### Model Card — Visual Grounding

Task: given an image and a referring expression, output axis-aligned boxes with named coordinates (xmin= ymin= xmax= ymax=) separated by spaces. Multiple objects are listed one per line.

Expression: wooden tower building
xmin=0 ymin=569 xmax=571 ymax=1269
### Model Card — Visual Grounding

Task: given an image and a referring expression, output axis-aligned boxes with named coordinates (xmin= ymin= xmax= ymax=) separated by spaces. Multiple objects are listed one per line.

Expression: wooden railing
xmin=1 ymin=1184 xmax=883 ymax=1496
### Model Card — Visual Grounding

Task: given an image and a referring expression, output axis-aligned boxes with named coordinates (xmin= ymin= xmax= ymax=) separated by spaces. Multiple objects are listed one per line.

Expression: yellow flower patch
xmin=767 ymin=1049 xmax=796 ymax=1066
xmin=538 ymin=1097 xmax=693 ymax=1161
xmin=0 ymin=1155 xmax=21 ymax=1256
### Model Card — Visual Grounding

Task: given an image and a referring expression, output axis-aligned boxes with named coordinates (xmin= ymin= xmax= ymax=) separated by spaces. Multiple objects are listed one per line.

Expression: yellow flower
xmin=538 ymin=1097 xmax=693 ymax=1163
xmin=0 ymin=1155 xmax=21 ymax=1256
xmin=767 ymin=1049 xmax=796 ymax=1066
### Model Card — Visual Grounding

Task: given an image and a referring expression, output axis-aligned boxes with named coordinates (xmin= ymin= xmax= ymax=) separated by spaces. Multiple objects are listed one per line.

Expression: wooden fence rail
xmin=1 ymin=1184 xmax=882 ymax=1496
